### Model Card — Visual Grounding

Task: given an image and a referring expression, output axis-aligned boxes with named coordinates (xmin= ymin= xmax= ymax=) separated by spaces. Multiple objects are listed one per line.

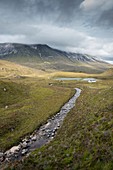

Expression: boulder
xmin=10 ymin=146 xmax=20 ymax=154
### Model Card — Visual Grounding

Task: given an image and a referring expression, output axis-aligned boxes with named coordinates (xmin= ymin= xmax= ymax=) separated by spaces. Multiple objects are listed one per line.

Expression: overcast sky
xmin=0 ymin=0 xmax=113 ymax=63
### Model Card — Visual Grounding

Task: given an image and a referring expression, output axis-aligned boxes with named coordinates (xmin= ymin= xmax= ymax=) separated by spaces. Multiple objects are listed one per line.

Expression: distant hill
xmin=100 ymin=68 xmax=113 ymax=78
xmin=0 ymin=59 xmax=45 ymax=78
xmin=0 ymin=43 xmax=111 ymax=73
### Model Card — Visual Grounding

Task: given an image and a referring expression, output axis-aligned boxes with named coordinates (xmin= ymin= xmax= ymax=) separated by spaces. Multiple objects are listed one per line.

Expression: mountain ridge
xmin=0 ymin=43 xmax=103 ymax=62
xmin=0 ymin=43 xmax=111 ymax=73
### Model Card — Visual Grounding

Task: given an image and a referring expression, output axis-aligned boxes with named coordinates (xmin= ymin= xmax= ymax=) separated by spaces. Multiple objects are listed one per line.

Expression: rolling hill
xmin=0 ymin=43 xmax=111 ymax=74
xmin=0 ymin=59 xmax=46 ymax=78
xmin=101 ymin=68 xmax=113 ymax=78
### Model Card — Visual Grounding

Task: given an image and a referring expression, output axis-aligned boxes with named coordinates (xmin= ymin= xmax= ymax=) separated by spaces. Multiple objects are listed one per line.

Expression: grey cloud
xmin=98 ymin=9 xmax=113 ymax=27
xmin=80 ymin=0 xmax=113 ymax=28
xmin=0 ymin=0 xmax=84 ymax=24
xmin=0 ymin=0 xmax=113 ymax=62
xmin=80 ymin=0 xmax=113 ymax=11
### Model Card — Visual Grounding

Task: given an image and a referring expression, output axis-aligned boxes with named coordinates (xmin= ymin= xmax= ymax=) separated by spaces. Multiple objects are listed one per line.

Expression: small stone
xmin=22 ymin=149 xmax=28 ymax=155
xmin=22 ymin=139 xmax=25 ymax=142
xmin=21 ymin=142 xmax=28 ymax=148
xmin=50 ymin=137 xmax=54 ymax=139
xmin=5 ymin=106 xmax=8 ymax=109
xmin=51 ymin=133 xmax=55 ymax=137
xmin=45 ymin=129 xmax=50 ymax=133
xmin=45 ymin=122 xmax=51 ymax=128
xmin=57 ymin=124 xmax=60 ymax=128
xmin=66 ymin=154 xmax=70 ymax=157
xmin=31 ymin=135 xmax=37 ymax=141
xmin=30 ymin=135 xmax=33 ymax=139
xmin=53 ymin=129 xmax=56 ymax=133
xmin=3 ymin=88 xmax=7 ymax=92
xmin=26 ymin=153 xmax=30 ymax=158
xmin=22 ymin=138 xmax=29 ymax=143
xmin=47 ymin=134 xmax=50 ymax=138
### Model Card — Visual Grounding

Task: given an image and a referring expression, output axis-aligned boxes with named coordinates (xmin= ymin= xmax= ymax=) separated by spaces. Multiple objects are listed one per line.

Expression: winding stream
xmin=0 ymin=88 xmax=81 ymax=164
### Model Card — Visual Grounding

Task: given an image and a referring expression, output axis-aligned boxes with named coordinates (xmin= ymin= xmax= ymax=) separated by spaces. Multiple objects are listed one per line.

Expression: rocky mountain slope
xmin=0 ymin=43 xmax=111 ymax=73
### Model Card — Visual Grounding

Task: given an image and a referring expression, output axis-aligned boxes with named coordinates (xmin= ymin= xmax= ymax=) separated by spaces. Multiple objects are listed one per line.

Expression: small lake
xmin=55 ymin=77 xmax=97 ymax=82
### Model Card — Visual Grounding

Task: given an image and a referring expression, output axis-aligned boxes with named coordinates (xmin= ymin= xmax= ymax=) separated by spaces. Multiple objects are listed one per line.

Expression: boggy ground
xmin=10 ymin=73 xmax=113 ymax=170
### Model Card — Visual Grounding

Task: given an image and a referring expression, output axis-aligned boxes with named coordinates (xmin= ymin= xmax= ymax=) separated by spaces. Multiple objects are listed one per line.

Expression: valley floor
xmin=0 ymin=77 xmax=74 ymax=152
xmin=0 ymin=71 xmax=113 ymax=170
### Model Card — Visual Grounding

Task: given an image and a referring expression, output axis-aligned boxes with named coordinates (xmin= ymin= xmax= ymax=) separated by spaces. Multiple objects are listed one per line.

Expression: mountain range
xmin=0 ymin=43 xmax=111 ymax=73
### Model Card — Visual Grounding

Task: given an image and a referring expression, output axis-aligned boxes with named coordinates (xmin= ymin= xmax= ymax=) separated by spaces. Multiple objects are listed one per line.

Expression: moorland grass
xmin=0 ymin=77 xmax=74 ymax=151
xmin=15 ymin=77 xmax=113 ymax=170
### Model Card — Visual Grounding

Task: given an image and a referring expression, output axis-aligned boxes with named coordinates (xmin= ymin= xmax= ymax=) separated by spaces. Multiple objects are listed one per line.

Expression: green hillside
xmin=0 ymin=51 xmax=112 ymax=170
xmin=0 ymin=78 xmax=74 ymax=151
xmin=12 ymin=71 xmax=113 ymax=170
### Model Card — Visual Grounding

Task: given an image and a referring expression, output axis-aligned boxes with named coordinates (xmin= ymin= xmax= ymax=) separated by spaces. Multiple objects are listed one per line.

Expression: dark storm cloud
xmin=98 ymin=9 xmax=113 ymax=27
xmin=0 ymin=0 xmax=113 ymax=28
xmin=0 ymin=0 xmax=85 ymax=39
xmin=25 ymin=0 xmax=83 ymax=21
xmin=0 ymin=0 xmax=85 ymax=27
xmin=0 ymin=0 xmax=113 ymax=62
xmin=80 ymin=0 xmax=113 ymax=28
xmin=0 ymin=0 xmax=113 ymax=25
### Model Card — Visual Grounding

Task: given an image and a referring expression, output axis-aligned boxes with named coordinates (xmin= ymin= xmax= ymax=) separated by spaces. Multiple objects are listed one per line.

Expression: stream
xmin=0 ymin=88 xmax=81 ymax=165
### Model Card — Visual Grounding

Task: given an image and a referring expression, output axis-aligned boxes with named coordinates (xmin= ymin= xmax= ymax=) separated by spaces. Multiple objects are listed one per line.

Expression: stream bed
xmin=0 ymin=88 xmax=81 ymax=164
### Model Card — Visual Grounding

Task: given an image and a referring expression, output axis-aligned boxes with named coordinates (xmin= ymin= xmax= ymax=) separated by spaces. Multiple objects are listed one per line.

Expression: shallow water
xmin=55 ymin=77 xmax=97 ymax=82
